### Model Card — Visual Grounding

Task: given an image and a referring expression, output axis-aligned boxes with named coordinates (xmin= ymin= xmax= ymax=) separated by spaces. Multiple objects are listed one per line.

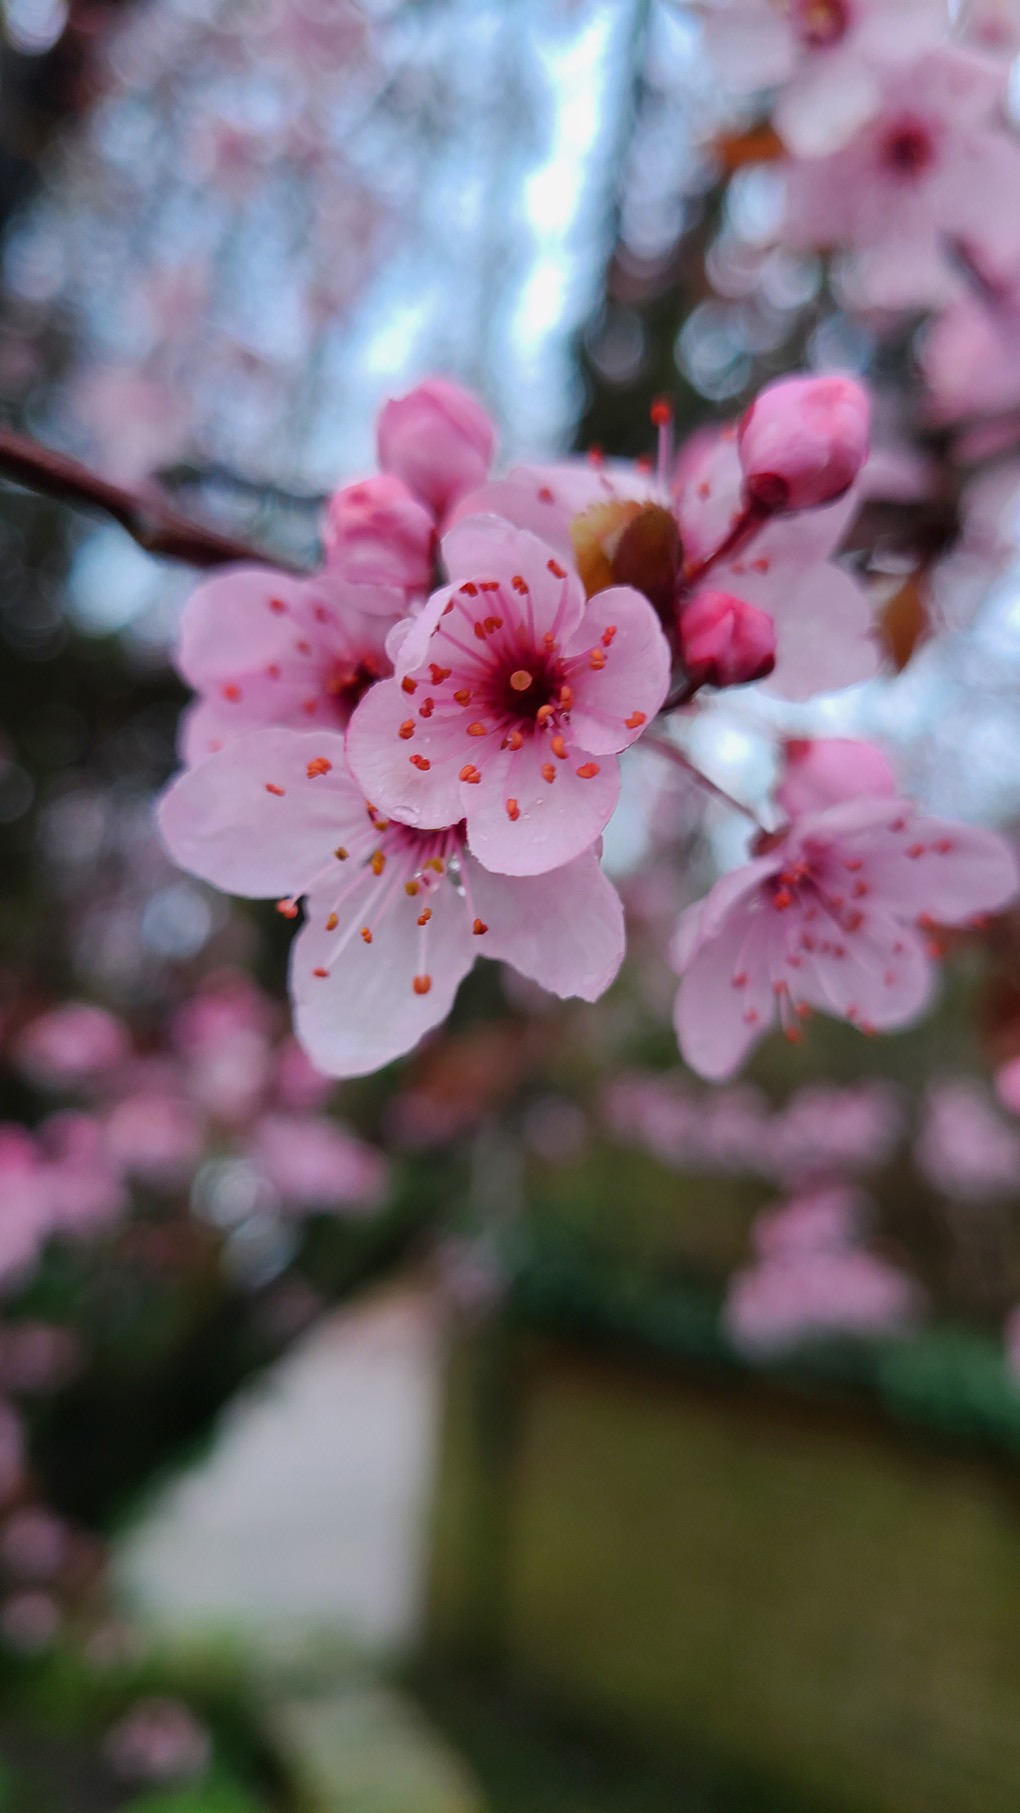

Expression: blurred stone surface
xmin=115 ymin=1285 xmax=443 ymax=1655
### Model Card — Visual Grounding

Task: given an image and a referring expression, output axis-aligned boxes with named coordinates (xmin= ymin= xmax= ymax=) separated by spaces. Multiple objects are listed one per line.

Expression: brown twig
xmin=0 ymin=424 xmax=309 ymax=572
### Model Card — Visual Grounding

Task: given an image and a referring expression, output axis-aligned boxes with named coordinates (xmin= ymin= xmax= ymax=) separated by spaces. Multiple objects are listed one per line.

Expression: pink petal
xmin=465 ymin=847 xmax=625 ymax=1001
xmin=158 ymin=729 xmax=363 ymax=899
xmin=674 ymin=906 xmax=779 ymax=1080
xmin=291 ymin=876 xmax=474 ymax=1077
xmin=441 ymin=517 xmax=587 ymax=641
xmin=466 ymin=733 xmax=620 ymax=877
xmin=865 ymin=817 xmax=1020 ymax=923
xmin=793 ymin=910 xmax=934 ymax=1032
xmin=561 ymin=585 xmax=671 ymax=753
xmin=175 ymin=565 xmax=312 ymax=689
xmin=344 ymin=677 xmax=465 ymax=831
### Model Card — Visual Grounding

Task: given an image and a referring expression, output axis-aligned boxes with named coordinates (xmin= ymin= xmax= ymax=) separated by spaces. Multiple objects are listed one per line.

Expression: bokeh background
xmin=2 ymin=1 xmax=1020 ymax=1809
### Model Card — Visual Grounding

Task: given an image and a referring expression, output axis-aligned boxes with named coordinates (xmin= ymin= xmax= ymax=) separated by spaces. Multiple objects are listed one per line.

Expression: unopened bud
xmin=377 ymin=377 xmax=495 ymax=521
xmin=323 ymin=474 xmax=436 ymax=596
xmin=738 ymin=375 xmax=870 ymax=512
xmin=680 ymin=589 xmax=776 ymax=690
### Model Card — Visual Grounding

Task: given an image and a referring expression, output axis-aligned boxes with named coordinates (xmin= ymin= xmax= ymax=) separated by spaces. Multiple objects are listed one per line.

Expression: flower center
xmin=880 ymin=118 xmax=936 ymax=180
xmin=326 ymin=654 xmax=384 ymax=717
xmin=792 ymin=0 xmax=849 ymax=50
xmin=499 ymin=655 xmax=560 ymax=723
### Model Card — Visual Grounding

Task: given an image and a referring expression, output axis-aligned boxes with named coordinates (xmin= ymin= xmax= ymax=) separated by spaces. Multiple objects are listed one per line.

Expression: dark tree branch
xmin=0 ymin=424 xmax=310 ymax=572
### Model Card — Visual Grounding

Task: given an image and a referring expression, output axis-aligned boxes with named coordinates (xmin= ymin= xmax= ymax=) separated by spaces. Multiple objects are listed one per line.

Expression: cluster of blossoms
xmin=158 ymin=374 xmax=1019 ymax=1081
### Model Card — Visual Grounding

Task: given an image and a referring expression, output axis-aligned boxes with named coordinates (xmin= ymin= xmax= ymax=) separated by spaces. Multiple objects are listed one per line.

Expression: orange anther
xmin=360 ymin=927 xmax=373 ymax=944
xmin=405 ymin=880 xmax=420 ymax=896
xmin=326 ymin=913 xmax=338 ymax=930
xmin=313 ymin=967 xmax=328 ymax=978
xmin=589 ymin=647 xmax=606 ymax=670
xmin=559 ymin=685 xmax=573 ymax=709
xmin=547 ymin=558 xmax=567 ymax=578
xmin=419 ymin=698 xmax=434 ymax=718
xmin=413 ymin=974 xmax=432 ymax=995
xmin=276 ymin=899 xmax=298 ymax=918
xmin=467 ymin=722 xmax=488 ymax=737
xmin=508 ymin=729 xmax=523 ymax=751
xmin=511 ymin=574 xmax=528 ymax=593
xmin=650 ymin=397 xmax=672 ymax=426
xmin=399 ymin=720 xmax=415 ymax=739
xmin=426 ymin=858 xmax=445 ymax=873
xmin=510 ymin=669 xmax=533 ymax=691
xmin=417 ymin=908 xmax=432 ymax=926
xmin=222 ymin=683 xmax=241 ymax=701
xmin=576 ymin=762 xmax=600 ymax=779
xmin=473 ymin=919 xmax=488 ymax=936
xmin=601 ymin=625 xmax=617 ymax=646
xmin=460 ymin=580 xmax=479 ymax=596
xmin=269 ymin=597 xmax=287 ymax=613
xmin=624 ymin=711 xmax=646 ymax=730
xmin=334 ymin=846 xmax=348 ymax=861
xmin=370 ymin=850 xmax=386 ymax=875
xmin=306 ymin=756 xmax=332 ymax=777
xmin=479 ymin=580 xmax=500 ymax=592
xmin=409 ymin=754 xmax=431 ymax=770
xmin=453 ymin=688 xmax=471 ymax=705
xmin=265 ymin=783 xmax=285 ymax=796
xmin=541 ymin=763 xmax=555 ymax=783
xmin=506 ymin=798 xmax=520 ymax=821
xmin=430 ymin=664 xmax=451 ymax=684
xmin=401 ymin=676 xmax=418 ymax=694
xmin=474 ymin=621 xmax=487 ymax=640
xmin=484 ymin=616 xmax=502 ymax=633
xmin=551 ymin=735 xmax=567 ymax=759
xmin=459 ymin=763 xmax=481 ymax=784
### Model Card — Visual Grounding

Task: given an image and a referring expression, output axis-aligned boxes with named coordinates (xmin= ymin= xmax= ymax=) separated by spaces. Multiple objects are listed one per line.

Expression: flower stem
xmin=645 ymin=733 xmax=762 ymax=824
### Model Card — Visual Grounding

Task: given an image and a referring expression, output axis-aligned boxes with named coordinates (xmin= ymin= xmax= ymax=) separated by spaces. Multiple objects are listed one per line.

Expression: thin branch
xmin=0 ymin=424 xmax=310 ymax=572
xmin=645 ymin=733 xmax=763 ymax=825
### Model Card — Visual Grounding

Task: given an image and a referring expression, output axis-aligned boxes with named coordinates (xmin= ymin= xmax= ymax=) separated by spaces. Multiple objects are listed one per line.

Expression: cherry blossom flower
xmin=157 ymin=728 xmax=626 ymax=1077
xmin=322 ymin=473 xmax=436 ymax=598
xmin=377 ymin=378 xmax=496 ymax=524
xmin=346 ymin=519 xmax=671 ymax=876
xmin=248 ymin=1114 xmax=388 ymax=1212
xmin=697 ymin=0 xmax=952 ymax=156
xmin=14 ymin=1003 xmax=130 ymax=1092
xmin=781 ymin=46 xmax=1020 ymax=310
xmin=671 ymin=739 xmax=1019 ymax=1079
xmin=174 ymin=564 xmax=398 ymax=765
xmin=920 ymin=285 xmax=1020 ymax=425
xmin=454 ymin=403 xmax=877 ymax=701
xmin=737 ymin=375 xmax=870 ymax=510
xmin=724 ymin=1185 xmax=921 ymax=1356
xmin=914 ymin=1078 xmax=1020 ymax=1196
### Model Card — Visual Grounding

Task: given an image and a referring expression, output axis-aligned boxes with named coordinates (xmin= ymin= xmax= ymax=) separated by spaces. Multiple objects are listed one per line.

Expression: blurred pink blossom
xmin=249 ymin=1114 xmax=387 ymax=1212
xmin=104 ymin=1697 xmax=210 ymax=1784
xmin=915 ymin=1078 xmax=1020 ymax=1197
xmin=377 ymin=377 xmax=497 ymax=524
xmin=15 ymin=1002 xmax=130 ymax=1092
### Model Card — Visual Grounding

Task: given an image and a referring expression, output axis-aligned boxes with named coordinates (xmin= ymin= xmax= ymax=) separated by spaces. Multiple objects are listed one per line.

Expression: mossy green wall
xmin=428 ymin=1336 xmax=1020 ymax=1813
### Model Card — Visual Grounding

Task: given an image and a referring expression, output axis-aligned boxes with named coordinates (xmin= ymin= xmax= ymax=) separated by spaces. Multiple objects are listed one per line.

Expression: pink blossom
xmin=995 ymin=1054 xmax=1020 ymax=1115
xmin=678 ymin=588 xmax=776 ymax=689
xmin=725 ymin=1186 xmax=921 ymax=1356
xmin=457 ymin=424 xmax=877 ymax=701
xmin=322 ymin=474 xmax=436 ymax=597
xmin=0 ymin=1508 xmax=67 ymax=1581
xmin=377 ymin=378 xmax=496 ymax=523
xmin=776 ymin=737 xmax=897 ymax=816
xmin=103 ymin=1088 xmax=203 ymax=1190
xmin=273 ymin=1037 xmax=334 ymax=1113
xmin=171 ymin=976 xmax=274 ymax=1125
xmin=37 ymin=1113 xmax=127 ymax=1233
xmin=920 ymin=286 xmax=1020 ymax=425
xmin=158 ymin=728 xmax=626 ymax=1077
xmin=671 ymin=743 xmax=1019 ymax=1079
xmin=346 ymin=519 xmax=670 ymax=876
xmin=737 ymin=375 xmax=870 ymax=511
xmin=249 ymin=1114 xmax=388 ymax=1212
xmin=174 ymin=564 xmax=396 ymax=766
xmin=698 ymin=0 xmax=952 ymax=155
xmin=914 ymin=1078 xmax=1020 ymax=1196
xmin=0 ymin=1131 xmax=51 ymax=1284
xmin=15 ymin=1003 xmax=130 ymax=1092
xmin=781 ymin=48 xmax=1020 ymax=310
xmin=767 ymin=1080 xmax=903 ymax=1180
xmin=673 ymin=429 xmax=879 ymax=699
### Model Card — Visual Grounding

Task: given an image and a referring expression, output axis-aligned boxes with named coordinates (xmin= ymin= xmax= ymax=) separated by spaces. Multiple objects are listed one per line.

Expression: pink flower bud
xmin=323 ymin=474 xmax=435 ymax=594
xmin=738 ymin=375 xmax=870 ymax=512
xmin=777 ymin=738 xmax=896 ymax=818
xmin=680 ymin=589 xmax=776 ymax=689
xmin=377 ymin=377 xmax=495 ymax=520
